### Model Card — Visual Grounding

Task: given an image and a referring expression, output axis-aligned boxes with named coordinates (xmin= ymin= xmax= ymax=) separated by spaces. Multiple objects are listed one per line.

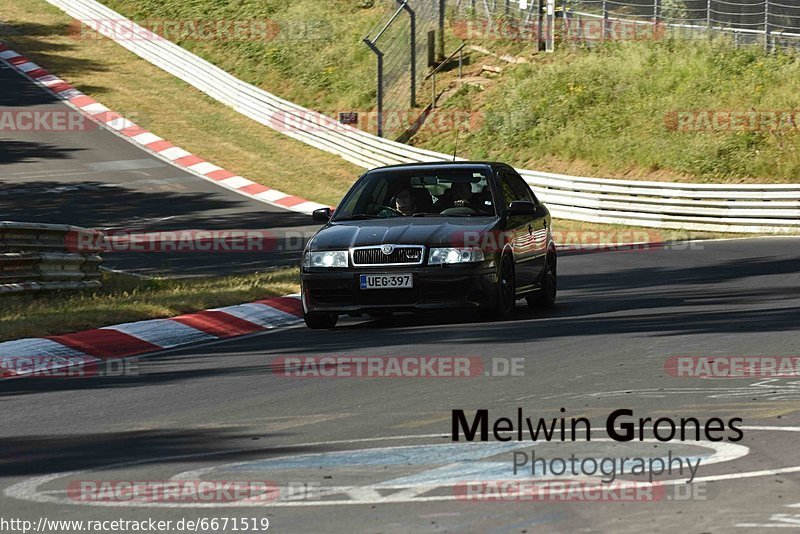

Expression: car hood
xmin=309 ymin=217 xmax=498 ymax=251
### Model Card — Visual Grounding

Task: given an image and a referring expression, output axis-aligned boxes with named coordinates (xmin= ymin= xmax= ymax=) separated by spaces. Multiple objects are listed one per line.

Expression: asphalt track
xmin=2 ymin=238 xmax=800 ymax=532
xmin=0 ymin=64 xmax=322 ymax=276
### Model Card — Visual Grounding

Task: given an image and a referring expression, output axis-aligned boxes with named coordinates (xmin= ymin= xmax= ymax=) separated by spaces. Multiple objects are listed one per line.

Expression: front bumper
xmin=301 ymin=261 xmax=498 ymax=314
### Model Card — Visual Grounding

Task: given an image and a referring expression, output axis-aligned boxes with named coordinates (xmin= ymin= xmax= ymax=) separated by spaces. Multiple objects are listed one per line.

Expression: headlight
xmin=303 ymin=250 xmax=348 ymax=268
xmin=428 ymin=247 xmax=485 ymax=265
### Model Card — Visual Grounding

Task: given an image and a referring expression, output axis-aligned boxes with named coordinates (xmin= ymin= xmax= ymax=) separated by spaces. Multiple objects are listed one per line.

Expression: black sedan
xmin=300 ymin=161 xmax=557 ymax=329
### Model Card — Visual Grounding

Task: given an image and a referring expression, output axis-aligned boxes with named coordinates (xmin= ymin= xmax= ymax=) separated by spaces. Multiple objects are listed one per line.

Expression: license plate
xmin=359 ymin=273 xmax=413 ymax=290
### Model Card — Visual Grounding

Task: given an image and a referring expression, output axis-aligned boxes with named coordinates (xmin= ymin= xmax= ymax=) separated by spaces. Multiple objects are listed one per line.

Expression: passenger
xmin=436 ymin=181 xmax=474 ymax=211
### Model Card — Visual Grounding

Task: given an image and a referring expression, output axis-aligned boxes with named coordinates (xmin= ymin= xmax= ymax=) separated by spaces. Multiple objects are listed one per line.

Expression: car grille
xmin=351 ymin=245 xmax=425 ymax=266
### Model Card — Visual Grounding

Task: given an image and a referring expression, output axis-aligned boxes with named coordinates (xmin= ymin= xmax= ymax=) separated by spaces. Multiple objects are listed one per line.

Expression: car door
xmin=506 ymin=168 xmax=548 ymax=277
xmin=496 ymin=167 xmax=537 ymax=290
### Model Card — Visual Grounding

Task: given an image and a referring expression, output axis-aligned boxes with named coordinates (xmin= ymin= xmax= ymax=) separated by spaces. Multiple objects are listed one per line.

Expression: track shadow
xmin=0 ymin=361 xmax=286 ymax=396
xmin=0 ymin=139 xmax=82 ymax=165
xmin=170 ymin=247 xmax=800 ymax=353
xmin=0 ymin=427 xmax=320 ymax=477
xmin=0 ymin=21 xmax=111 ymax=98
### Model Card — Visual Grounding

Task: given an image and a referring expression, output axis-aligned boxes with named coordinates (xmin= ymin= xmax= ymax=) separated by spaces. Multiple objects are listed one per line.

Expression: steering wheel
xmin=367 ymin=200 xmax=402 ymax=216
xmin=440 ymin=206 xmax=477 ymax=216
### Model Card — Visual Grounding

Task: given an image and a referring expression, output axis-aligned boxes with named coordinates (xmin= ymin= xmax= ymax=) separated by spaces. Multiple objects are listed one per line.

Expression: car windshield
xmin=333 ymin=168 xmax=497 ymax=220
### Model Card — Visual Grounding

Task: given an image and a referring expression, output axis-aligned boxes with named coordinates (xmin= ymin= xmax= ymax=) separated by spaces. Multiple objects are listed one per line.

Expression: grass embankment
xmin=417 ymin=37 xmax=800 ymax=184
xmin=96 ymin=0 xmax=800 ymax=184
xmin=0 ymin=269 xmax=300 ymax=342
xmin=20 ymin=0 xmax=800 ymax=185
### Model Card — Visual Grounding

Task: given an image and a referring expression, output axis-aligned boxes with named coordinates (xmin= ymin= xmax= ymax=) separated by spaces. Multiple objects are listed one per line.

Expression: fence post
xmin=653 ymin=0 xmax=660 ymax=38
xmin=764 ymin=0 xmax=771 ymax=53
xmin=602 ymin=0 xmax=608 ymax=40
xmin=438 ymin=0 xmax=446 ymax=61
xmin=706 ymin=0 xmax=711 ymax=33
xmin=397 ymin=1 xmax=417 ymax=108
xmin=364 ymin=38 xmax=384 ymax=137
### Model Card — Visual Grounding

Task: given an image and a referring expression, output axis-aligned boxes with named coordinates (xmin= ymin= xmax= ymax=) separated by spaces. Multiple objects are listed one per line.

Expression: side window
xmin=508 ymin=171 xmax=535 ymax=203
xmin=498 ymin=169 xmax=533 ymax=205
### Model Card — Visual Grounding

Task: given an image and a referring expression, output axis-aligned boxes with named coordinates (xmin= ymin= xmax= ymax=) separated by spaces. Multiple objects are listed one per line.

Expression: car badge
xmin=381 ymin=244 xmax=394 ymax=255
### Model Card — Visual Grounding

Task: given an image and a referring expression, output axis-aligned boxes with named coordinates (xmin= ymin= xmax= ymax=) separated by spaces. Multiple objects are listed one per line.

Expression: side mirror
xmin=507 ymin=201 xmax=537 ymax=216
xmin=312 ymin=207 xmax=332 ymax=223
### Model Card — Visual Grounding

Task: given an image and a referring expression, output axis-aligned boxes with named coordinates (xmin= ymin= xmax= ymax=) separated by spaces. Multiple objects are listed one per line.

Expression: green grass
xmin=0 ymin=269 xmax=300 ymax=341
xmin=93 ymin=0 xmax=800 ymax=183
xmin=100 ymin=0 xmax=386 ymax=112
xmin=417 ymin=35 xmax=800 ymax=184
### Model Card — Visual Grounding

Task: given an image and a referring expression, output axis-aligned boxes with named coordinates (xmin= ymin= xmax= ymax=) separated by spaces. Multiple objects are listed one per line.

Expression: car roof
xmin=366 ymin=161 xmax=503 ymax=173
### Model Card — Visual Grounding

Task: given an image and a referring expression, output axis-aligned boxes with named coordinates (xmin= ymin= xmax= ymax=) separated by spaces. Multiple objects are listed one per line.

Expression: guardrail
xmin=0 ymin=222 xmax=104 ymax=294
xmin=43 ymin=0 xmax=800 ymax=234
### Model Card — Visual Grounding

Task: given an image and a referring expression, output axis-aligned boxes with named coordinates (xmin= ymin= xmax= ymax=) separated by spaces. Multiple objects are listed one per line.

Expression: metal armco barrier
xmin=0 ymin=222 xmax=104 ymax=294
xmin=44 ymin=0 xmax=800 ymax=234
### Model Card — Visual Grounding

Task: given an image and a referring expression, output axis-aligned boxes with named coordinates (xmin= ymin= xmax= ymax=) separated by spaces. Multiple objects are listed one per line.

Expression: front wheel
xmin=527 ymin=251 xmax=557 ymax=309
xmin=304 ymin=311 xmax=339 ymax=329
xmin=481 ymin=254 xmax=516 ymax=320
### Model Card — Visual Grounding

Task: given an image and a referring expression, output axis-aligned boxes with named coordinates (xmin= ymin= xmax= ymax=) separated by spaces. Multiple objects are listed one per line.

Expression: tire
xmin=527 ymin=250 xmax=557 ymax=309
xmin=304 ymin=311 xmax=339 ymax=329
xmin=482 ymin=254 xmax=516 ymax=320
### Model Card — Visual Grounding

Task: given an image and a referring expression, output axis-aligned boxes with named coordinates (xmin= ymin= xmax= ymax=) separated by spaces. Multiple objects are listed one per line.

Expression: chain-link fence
xmin=364 ymin=0 xmax=443 ymax=137
xmin=564 ymin=1 xmax=800 ymax=49
xmin=446 ymin=0 xmax=800 ymax=50
xmin=363 ymin=0 xmax=799 ymax=137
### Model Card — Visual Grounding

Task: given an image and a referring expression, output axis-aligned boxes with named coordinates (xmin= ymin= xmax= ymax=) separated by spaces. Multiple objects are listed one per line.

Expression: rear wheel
xmin=481 ymin=254 xmax=516 ymax=320
xmin=527 ymin=250 xmax=557 ymax=309
xmin=304 ymin=311 xmax=339 ymax=329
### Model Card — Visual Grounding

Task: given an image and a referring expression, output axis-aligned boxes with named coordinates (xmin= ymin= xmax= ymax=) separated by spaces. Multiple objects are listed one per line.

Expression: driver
xmin=379 ymin=186 xmax=416 ymax=217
